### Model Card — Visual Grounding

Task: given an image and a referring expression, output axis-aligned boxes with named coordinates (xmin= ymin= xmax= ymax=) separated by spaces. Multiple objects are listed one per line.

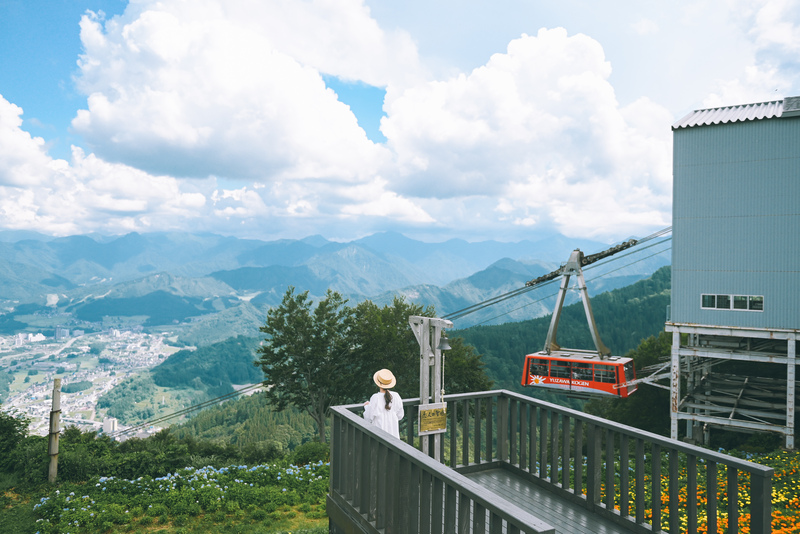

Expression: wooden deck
xmin=329 ymin=390 xmax=774 ymax=534
xmin=465 ymin=467 xmax=633 ymax=534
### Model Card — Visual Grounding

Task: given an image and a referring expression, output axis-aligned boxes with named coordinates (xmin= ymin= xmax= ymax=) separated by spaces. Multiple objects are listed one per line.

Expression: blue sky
xmin=0 ymin=0 xmax=798 ymax=243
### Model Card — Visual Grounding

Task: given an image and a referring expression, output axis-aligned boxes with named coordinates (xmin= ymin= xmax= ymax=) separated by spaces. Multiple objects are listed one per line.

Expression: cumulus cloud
xmin=703 ymin=0 xmax=800 ymax=106
xmin=0 ymin=97 xmax=63 ymax=187
xmin=0 ymin=94 xmax=211 ymax=235
xmin=381 ymin=28 xmax=673 ymax=239
xmin=6 ymin=2 xmax=689 ymax=242
xmin=71 ymin=0 xmax=412 ymax=182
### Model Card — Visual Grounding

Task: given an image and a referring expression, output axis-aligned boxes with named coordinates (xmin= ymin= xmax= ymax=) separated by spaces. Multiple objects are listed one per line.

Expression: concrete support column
xmin=670 ymin=330 xmax=681 ymax=440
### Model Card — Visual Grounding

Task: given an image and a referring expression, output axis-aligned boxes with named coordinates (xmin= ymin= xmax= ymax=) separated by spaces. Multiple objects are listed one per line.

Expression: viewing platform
xmin=328 ymin=390 xmax=774 ymax=533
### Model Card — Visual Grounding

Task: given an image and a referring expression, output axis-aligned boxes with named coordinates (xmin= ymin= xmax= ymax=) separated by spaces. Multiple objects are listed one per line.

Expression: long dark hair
xmin=384 ymin=390 xmax=392 ymax=410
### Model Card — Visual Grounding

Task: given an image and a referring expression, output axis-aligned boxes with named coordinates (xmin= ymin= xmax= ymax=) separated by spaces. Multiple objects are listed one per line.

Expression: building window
xmin=749 ymin=296 xmax=764 ymax=311
xmin=701 ymin=294 xmax=764 ymax=312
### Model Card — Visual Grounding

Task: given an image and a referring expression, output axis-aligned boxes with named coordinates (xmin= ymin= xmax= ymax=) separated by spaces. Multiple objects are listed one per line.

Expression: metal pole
xmin=409 ymin=316 xmax=452 ymax=462
xmin=48 ymin=378 xmax=62 ymax=483
xmin=787 ymin=337 xmax=796 ymax=450
xmin=670 ymin=331 xmax=680 ymax=440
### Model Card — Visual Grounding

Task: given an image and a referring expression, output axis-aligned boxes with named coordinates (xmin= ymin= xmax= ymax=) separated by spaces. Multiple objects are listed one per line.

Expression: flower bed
xmin=33 ymin=461 xmax=329 ymax=533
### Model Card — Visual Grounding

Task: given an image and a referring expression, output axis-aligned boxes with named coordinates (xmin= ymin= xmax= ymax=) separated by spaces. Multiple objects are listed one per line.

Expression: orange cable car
xmin=520 ymin=248 xmax=638 ymax=398
xmin=521 ymin=350 xmax=637 ymax=397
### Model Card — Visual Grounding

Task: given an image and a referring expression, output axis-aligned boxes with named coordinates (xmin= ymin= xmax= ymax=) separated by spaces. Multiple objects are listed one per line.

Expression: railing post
xmin=485 ymin=397 xmax=494 ymax=463
xmin=586 ymin=423 xmax=601 ymax=507
xmin=510 ymin=398 xmax=518 ymax=466
xmin=449 ymin=402 xmax=457 ymax=468
xmin=727 ymin=468 xmax=739 ymax=533
xmin=635 ymin=439 xmax=644 ymax=525
xmin=669 ymin=449 xmax=679 ymax=533
xmin=605 ymin=428 xmax=614 ymax=510
xmin=687 ymin=454 xmax=697 ymax=533
xmin=444 ymin=484 xmax=456 ymax=534
xmin=497 ymin=395 xmax=509 ymax=462
xmin=652 ymin=443 xmax=661 ymax=531
xmin=475 ymin=398 xmax=483 ymax=464
xmin=331 ymin=413 xmax=342 ymax=494
xmin=750 ymin=467 xmax=773 ymax=534
xmin=462 ymin=399 xmax=470 ymax=466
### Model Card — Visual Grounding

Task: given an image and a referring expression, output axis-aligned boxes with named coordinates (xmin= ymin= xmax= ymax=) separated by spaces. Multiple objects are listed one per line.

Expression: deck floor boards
xmin=465 ymin=468 xmax=634 ymax=533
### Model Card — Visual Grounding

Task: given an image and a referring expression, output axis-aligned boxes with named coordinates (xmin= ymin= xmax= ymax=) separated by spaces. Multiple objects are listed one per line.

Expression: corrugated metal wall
xmin=672 ymin=117 xmax=800 ymax=329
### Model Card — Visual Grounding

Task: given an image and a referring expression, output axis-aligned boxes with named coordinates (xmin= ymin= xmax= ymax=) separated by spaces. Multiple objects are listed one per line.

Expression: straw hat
xmin=373 ymin=369 xmax=396 ymax=389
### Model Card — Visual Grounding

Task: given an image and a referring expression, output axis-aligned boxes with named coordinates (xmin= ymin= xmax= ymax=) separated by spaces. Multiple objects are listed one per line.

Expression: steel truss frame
xmin=665 ymin=322 xmax=798 ymax=449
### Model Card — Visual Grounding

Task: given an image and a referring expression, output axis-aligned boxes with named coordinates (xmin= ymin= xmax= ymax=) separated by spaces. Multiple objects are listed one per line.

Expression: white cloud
xmin=339 ymin=178 xmax=435 ymax=223
xmin=0 ymin=94 xmax=211 ymax=235
xmin=0 ymin=97 xmax=63 ymax=187
xmin=381 ymin=28 xmax=673 ymax=239
xmin=71 ymin=0 xmax=405 ymax=182
xmin=22 ymin=0 xmax=800 ymax=242
xmin=702 ymin=0 xmax=800 ymax=106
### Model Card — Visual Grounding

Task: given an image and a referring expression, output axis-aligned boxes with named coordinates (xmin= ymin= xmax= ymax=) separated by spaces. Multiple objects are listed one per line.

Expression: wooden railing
xmin=329 ymin=390 xmax=774 ymax=534
xmin=329 ymin=397 xmax=555 ymax=534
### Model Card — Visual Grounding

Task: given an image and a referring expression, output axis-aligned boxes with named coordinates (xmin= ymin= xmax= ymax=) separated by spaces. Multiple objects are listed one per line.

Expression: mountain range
xmin=0 ymin=230 xmax=671 ymax=338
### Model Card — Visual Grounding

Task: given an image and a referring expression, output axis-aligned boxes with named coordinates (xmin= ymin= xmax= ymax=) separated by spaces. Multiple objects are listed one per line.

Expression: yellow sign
xmin=418 ymin=403 xmax=447 ymax=435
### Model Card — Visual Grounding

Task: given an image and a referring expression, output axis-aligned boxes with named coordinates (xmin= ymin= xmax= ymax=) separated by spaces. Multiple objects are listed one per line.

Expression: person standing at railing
xmin=363 ymin=369 xmax=404 ymax=439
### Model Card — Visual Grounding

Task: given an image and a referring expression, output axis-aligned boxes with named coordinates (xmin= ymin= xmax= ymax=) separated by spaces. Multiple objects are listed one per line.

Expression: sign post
xmin=409 ymin=316 xmax=452 ymax=461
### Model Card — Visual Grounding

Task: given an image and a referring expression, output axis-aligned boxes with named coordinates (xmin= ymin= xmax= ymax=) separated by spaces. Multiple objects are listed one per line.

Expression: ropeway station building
xmin=667 ymin=96 xmax=800 ymax=449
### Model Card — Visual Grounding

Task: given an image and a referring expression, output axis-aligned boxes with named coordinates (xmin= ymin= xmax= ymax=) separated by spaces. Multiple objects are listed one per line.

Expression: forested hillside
xmin=458 ymin=266 xmax=670 ymax=394
xmin=170 ymin=393 xmax=317 ymax=452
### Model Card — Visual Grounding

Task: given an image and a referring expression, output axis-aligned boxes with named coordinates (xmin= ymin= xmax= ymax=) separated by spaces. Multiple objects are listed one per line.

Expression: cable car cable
xmin=442 ymin=229 xmax=672 ymax=322
xmin=108 ymin=382 xmax=265 ymax=438
xmin=464 ymin=242 xmax=671 ymax=327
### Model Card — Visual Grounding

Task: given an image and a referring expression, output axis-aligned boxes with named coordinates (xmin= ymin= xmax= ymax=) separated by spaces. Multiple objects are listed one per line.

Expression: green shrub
xmin=148 ymin=503 xmax=169 ymax=517
xmin=290 ymin=441 xmax=329 ymax=465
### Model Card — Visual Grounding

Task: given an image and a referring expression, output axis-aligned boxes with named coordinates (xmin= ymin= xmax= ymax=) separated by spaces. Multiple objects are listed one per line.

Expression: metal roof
xmin=672 ymin=97 xmax=800 ymax=129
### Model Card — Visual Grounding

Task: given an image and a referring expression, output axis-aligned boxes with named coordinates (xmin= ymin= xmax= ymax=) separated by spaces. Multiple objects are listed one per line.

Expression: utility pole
xmin=48 ymin=378 xmax=61 ymax=483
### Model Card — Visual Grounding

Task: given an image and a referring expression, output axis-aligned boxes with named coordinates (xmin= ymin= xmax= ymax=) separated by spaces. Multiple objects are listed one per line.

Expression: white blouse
xmin=363 ymin=390 xmax=404 ymax=438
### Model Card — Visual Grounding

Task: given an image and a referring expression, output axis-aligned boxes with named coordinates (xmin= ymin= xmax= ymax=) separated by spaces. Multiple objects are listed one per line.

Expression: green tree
xmin=584 ymin=331 xmax=671 ymax=435
xmin=351 ymin=297 xmax=435 ymax=400
xmin=0 ymin=411 xmax=29 ymax=473
xmin=352 ymin=297 xmax=493 ymax=400
xmin=256 ymin=287 xmax=358 ymax=442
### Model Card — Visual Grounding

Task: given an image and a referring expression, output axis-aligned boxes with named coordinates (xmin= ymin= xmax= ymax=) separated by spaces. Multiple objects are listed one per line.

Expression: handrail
xmin=331 ymin=389 xmax=774 ymax=534
xmin=329 ymin=402 xmax=555 ymax=534
xmin=498 ymin=389 xmax=774 ymax=476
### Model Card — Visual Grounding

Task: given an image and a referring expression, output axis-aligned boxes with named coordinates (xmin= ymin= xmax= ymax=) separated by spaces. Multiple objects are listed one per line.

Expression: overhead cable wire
xmin=463 ymin=241 xmax=672 ymax=328
xmin=442 ymin=226 xmax=672 ymax=322
xmin=109 ymin=382 xmax=264 ymax=438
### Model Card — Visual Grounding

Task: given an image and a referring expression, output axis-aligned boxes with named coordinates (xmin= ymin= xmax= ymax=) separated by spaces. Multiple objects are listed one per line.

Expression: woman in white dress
xmin=363 ymin=369 xmax=404 ymax=438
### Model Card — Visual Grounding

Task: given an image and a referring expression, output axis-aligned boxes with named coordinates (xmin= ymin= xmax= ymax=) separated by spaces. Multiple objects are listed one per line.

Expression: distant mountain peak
xmin=300 ymin=235 xmax=330 ymax=247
